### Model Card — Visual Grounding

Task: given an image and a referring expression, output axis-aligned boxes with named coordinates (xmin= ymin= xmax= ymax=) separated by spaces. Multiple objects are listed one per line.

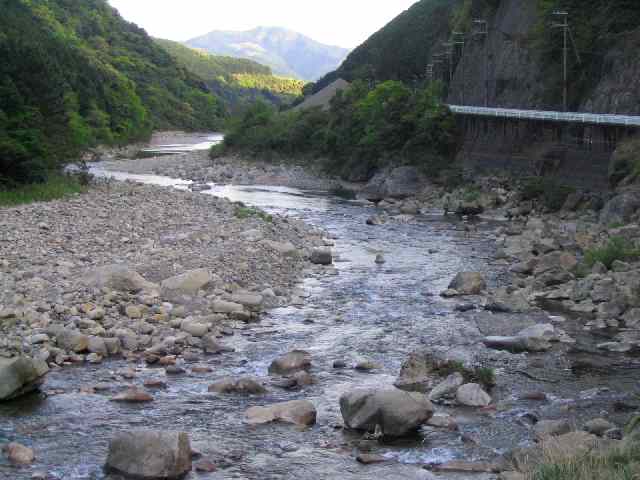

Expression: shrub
xmin=609 ymin=138 xmax=640 ymax=188
xmin=584 ymin=236 xmax=640 ymax=269
xmin=234 ymin=205 xmax=273 ymax=222
xmin=0 ymin=173 xmax=87 ymax=206
xmin=520 ymin=177 xmax=575 ymax=212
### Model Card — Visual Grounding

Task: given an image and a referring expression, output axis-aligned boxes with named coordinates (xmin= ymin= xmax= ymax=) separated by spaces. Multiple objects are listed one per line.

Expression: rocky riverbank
xmin=0 ymin=180 xmax=331 ymax=390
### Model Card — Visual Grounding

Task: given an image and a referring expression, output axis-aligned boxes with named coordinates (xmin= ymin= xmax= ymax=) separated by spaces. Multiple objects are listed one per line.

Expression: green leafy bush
xmin=222 ymin=80 xmax=458 ymax=180
xmin=521 ymin=177 xmax=575 ymax=212
xmin=234 ymin=204 xmax=273 ymax=222
xmin=584 ymin=236 xmax=640 ymax=269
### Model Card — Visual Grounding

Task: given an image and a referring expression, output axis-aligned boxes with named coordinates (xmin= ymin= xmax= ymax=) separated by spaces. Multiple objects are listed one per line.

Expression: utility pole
xmin=452 ymin=31 xmax=466 ymax=105
xmin=473 ymin=19 xmax=489 ymax=107
xmin=552 ymin=11 xmax=569 ymax=112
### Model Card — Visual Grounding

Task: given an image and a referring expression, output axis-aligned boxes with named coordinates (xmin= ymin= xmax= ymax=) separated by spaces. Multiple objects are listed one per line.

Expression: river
xmin=1 ymin=135 xmax=637 ymax=480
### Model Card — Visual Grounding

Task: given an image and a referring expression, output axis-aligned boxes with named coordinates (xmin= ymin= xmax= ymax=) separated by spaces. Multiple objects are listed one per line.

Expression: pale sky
xmin=108 ymin=0 xmax=419 ymax=49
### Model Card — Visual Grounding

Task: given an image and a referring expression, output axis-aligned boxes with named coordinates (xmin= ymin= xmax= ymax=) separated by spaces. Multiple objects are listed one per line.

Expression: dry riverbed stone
xmin=0 ymin=356 xmax=49 ymax=401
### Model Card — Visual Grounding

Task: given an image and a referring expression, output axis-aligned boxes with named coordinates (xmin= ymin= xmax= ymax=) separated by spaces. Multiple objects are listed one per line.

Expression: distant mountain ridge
xmin=186 ymin=26 xmax=350 ymax=81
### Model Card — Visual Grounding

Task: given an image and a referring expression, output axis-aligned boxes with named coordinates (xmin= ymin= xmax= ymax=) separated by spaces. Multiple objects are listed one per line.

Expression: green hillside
xmin=313 ymin=0 xmax=463 ymax=92
xmin=155 ymin=39 xmax=305 ymax=111
xmin=0 ymin=0 xmax=225 ymax=185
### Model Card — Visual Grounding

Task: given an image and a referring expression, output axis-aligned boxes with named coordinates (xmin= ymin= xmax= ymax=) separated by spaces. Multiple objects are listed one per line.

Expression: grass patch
xmin=0 ymin=174 xmax=87 ymax=207
xmin=437 ymin=360 xmax=496 ymax=390
xmin=462 ymin=186 xmax=481 ymax=203
xmin=532 ymin=437 xmax=640 ymax=480
xmin=584 ymin=237 xmax=640 ymax=270
xmin=234 ymin=204 xmax=273 ymax=222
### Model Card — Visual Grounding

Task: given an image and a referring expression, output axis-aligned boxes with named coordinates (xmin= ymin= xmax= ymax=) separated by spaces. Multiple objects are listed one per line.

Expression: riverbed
xmin=1 ymin=134 xmax=638 ymax=480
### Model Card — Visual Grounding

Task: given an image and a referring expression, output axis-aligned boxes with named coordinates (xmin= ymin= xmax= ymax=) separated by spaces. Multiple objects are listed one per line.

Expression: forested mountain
xmin=0 ymin=0 xmax=225 ymax=185
xmin=156 ymin=39 xmax=305 ymax=111
xmin=314 ymin=0 xmax=640 ymax=113
xmin=186 ymin=27 xmax=350 ymax=81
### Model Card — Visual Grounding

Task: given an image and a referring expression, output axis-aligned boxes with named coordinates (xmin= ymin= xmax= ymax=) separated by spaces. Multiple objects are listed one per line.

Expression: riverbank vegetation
xmin=218 ymin=80 xmax=458 ymax=181
xmin=0 ymin=174 xmax=88 ymax=207
xmin=0 ymin=0 xmax=225 ymax=187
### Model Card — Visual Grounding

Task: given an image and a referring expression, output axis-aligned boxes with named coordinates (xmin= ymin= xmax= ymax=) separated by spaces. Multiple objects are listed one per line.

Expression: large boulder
xmin=245 ymin=400 xmax=317 ymax=426
xmin=361 ymin=167 xmax=426 ymax=202
xmin=161 ymin=269 xmax=211 ymax=295
xmin=208 ymin=377 xmax=266 ymax=395
xmin=600 ymin=190 xmax=640 ymax=225
xmin=340 ymin=388 xmax=433 ymax=437
xmin=269 ymin=350 xmax=311 ymax=376
xmin=448 ymin=272 xmax=487 ymax=295
xmin=105 ymin=430 xmax=191 ymax=479
xmin=83 ymin=264 xmax=158 ymax=293
xmin=0 ymin=356 xmax=49 ymax=401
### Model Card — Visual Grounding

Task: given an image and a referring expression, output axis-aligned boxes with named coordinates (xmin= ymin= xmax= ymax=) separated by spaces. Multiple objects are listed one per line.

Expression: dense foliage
xmin=156 ymin=39 xmax=305 ymax=113
xmin=0 ymin=0 xmax=225 ymax=185
xmin=535 ymin=0 xmax=640 ymax=109
xmin=221 ymin=80 xmax=458 ymax=181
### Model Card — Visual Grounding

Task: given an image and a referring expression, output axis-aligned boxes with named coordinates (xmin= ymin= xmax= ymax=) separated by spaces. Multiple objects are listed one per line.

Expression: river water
xmin=1 ymin=137 xmax=638 ymax=480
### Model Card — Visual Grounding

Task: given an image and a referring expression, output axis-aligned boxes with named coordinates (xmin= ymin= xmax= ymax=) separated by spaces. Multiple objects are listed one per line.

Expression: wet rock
xmin=202 ymin=336 xmax=234 ymax=355
xmin=194 ymin=460 xmax=217 ymax=472
xmin=340 ymin=388 xmax=433 ymax=437
xmin=456 ymin=383 xmax=491 ymax=407
xmin=161 ymin=269 xmax=211 ymax=295
xmin=105 ymin=430 xmax=191 ymax=479
xmin=333 ymin=360 xmax=347 ymax=369
xmin=357 ymin=454 xmax=387 ymax=464
xmin=83 ymin=264 xmax=158 ymax=293
xmin=0 ymin=356 xmax=49 ymax=401
xmin=584 ymin=418 xmax=616 ymax=437
xmin=111 ymin=387 xmax=154 ymax=403
xmin=534 ymin=419 xmax=571 ymax=440
xmin=375 ymin=254 xmax=386 ymax=264
xmin=208 ymin=377 xmax=267 ymax=395
xmin=448 ymin=272 xmax=486 ymax=295
xmin=366 ymin=215 xmax=386 ymax=226
xmin=455 ymin=303 xmax=476 ymax=312
xmin=429 ymin=372 xmax=464 ymax=402
xmin=310 ymin=248 xmax=333 ymax=265
xmin=3 ymin=442 xmax=35 ymax=465
xmin=246 ymin=400 xmax=317 ymax=427
xmin=165 ymin=365 xmax=185 ymax=375
xmin=355 ymin=359 xmax=380 ymax=371
xmin=269 ymin=350 xmax=311 ymax=375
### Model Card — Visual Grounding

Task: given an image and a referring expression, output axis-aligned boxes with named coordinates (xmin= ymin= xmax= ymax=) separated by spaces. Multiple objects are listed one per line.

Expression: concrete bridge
xmin=448 ymin=105 xmax=640 ymax=190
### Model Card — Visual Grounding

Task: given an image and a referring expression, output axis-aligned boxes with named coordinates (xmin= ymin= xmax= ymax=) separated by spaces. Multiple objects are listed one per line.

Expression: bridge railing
xmin=448 ymin=105 xmax=640 ymax=127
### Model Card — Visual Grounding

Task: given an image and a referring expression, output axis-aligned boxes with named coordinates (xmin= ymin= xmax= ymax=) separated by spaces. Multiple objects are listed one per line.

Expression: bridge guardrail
xmin=448 ymin=105 xmax=640 ymax=127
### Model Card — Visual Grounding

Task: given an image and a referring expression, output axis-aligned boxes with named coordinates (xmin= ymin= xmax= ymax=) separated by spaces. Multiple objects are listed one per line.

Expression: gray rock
xmin=105 ymin=430 xmax=191 ymax=479
xmin=0 ymin=357 xmax=49 ymax=401
xmin=161 ymin=269 xmax=211 ymax=295
xmin=310 ymin=248 xmax=332 ymax=265
xmin=208 ymin=377 xmax=266 ymax=395
xmin=246 ymin=400 xmax=317 ymax=426
xmin=429 ymin=372 xmax=464 ymax=402
xmin=202 ymin=336 xmax=234 ymax=355
xmin=395 ymin=347 xmax=476 ymax=393
xmin=483 ymin=335 xmax=551 ymax=352
xmin=534 ymin=419 xmax=571 ymax=440
xmin=600 ymin=190 xmax=640 ymax=225
xmin=230 ymin=293 xmax=263 ymax=310
xmin=584 ymin=418 xmax=616 ymax=437
xmin=180 ymin=321 xmax=208 ymax=338
xmin=448 ymin=272 xmax=486 ymax=295
xmin=83 ymin=264 xmax=158 ymax=293
xmin=48 ymin=326 xmax=89 ymax=353
xmin=340 ymin=388 xmax=433 ymax=437
xmin=88 ymin=336 xmax=108 ymax=356
xmin=456 ymin=383 xmax=491 ymax=407
xmin=269 ymin=350 xmax=311 ymax=375
xmin=361 ymin=167 xmax=426 ymax=201
xmin=211 ymin=300 xmax=243 ymax=314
